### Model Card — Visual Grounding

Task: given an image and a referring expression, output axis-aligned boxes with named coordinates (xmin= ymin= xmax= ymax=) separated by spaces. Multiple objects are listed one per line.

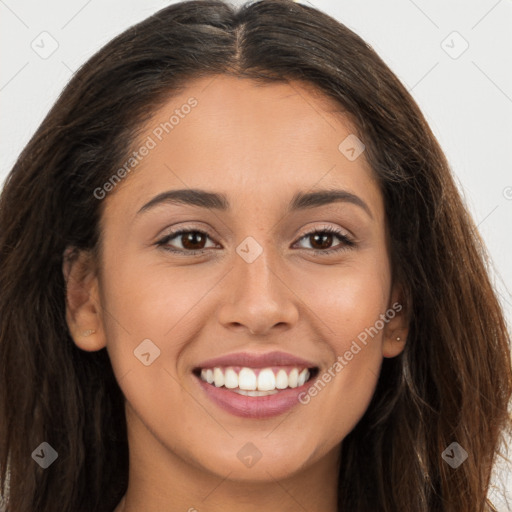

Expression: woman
xmin=0 ymin=1 xmax=510 ymax=510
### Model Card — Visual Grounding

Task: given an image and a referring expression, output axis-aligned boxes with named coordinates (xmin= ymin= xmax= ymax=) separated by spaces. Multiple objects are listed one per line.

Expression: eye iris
xmin=311 ymin=232 xmax=333 ymax=250
xmin=182 ymin=232 xmax=206 ymax=250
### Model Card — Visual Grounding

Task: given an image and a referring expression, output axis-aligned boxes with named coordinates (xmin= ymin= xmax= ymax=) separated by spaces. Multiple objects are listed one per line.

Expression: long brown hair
xmin=0 ymin=1 xmax=510 ymax=510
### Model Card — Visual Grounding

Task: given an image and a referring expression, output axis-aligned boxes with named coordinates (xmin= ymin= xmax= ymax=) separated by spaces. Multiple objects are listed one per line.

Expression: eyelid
xmin=156 ymin=223 xmax=356 ymax=255
xmin=295 ymin=223 xmax=353 ymax=243
xmin=156 ymin=226 xmax=219 ymax=252
xmin=293 ymin=224 xmax=355 ymax=253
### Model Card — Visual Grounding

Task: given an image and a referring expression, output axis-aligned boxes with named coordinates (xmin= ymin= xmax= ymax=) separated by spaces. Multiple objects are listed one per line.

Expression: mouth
xmin=193 ymin=365 xmax=319 ymax=395
xmin=192 ymin=364 xmax=319 ymax=418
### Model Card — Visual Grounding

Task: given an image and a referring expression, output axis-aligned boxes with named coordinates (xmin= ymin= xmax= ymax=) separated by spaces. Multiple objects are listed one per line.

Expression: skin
xmin=64 ymin=75 xmax=408 ymax=512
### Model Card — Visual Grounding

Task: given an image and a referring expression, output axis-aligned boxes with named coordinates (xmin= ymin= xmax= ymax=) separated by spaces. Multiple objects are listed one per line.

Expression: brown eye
xmin=180 ymin=231 xmax=208 ymax=250
xmin=294 ymin=226 xmax=355 ymax=254
xmin=309 ymin=232 xmax=336 ymax=250
xmin=157 ymin=229 xmax=217 ymax=254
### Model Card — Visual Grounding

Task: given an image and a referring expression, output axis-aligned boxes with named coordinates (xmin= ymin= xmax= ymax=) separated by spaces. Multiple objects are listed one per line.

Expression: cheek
xmin=100 ymin=250 xmax=211 ymax=337
xmin=293 ymin=261 xmax=388 ymax=426
xmin=97 ymin=250 xmax=187 ymax=377
xmin=99 ymin=257 xmax=198 ymax=438
xmin=296 ymin=258 xmax=390 ymax=343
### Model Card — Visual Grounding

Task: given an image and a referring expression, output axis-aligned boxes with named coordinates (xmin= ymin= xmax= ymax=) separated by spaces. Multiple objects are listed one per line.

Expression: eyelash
xmin=155 ymin=225 xmax=355 ymax=256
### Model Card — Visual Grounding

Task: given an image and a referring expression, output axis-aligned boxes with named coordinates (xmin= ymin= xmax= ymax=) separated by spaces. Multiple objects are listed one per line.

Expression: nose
xmin=217 ymin=246 xmax=299 ymax=336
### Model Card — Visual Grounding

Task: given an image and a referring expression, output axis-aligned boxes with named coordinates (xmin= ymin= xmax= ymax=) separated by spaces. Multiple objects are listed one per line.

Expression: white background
xmin=0 ymin=0 xmax=511 ymax=509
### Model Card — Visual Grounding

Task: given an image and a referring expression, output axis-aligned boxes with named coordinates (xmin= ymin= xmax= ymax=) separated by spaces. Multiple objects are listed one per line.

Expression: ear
xmin=62 ymin=246 xmax=106 ymax=352
xmin=381 ymin=283 xmax=410 ymax=358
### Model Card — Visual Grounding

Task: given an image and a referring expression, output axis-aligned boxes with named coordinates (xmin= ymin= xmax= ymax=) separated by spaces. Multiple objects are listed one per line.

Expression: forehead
xmin=103 ymin=75 xmax=382 ymax=221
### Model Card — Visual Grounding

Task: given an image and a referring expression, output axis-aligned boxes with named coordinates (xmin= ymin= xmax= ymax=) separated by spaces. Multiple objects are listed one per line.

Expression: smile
xmin=197 ymin=366 xmax=313 ymax=395
xmin=192 ymin=354 xmax=319 ymax=418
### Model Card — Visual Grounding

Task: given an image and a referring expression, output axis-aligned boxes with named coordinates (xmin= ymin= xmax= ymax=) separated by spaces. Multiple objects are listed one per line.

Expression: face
xmin=65 ymin=75 xmax=407 ymax=484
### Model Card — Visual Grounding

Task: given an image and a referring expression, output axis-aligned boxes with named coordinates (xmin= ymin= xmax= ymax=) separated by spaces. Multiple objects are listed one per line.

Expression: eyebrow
xmin=137 ymin=188 xmax=373 ymax=219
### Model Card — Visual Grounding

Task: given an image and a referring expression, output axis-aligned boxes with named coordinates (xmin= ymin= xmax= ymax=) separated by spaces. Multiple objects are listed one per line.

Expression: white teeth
xmin=238 ymin=367 xmax=257 ymax=390
xmin=213 ymin=367 xmax=224 ymax=387
xmin=257 ymin=368 xmax=276 ymax=391
xmin=298 ymin=368 xmax=308 ymax=386
xmin=224 ymin=368 xmax=238 ymax=389
xmin=201 ymin=368 xmax=214 ymax=384
xmin=275 ymin=369 xmax=288 ymax=389
xmin=288 ymin=368 xmax=299 ymax=388
xmin=232 ymin=389 xmax=279 ymax=396
xmin=199 ymin=366 xmax=312 ymax=392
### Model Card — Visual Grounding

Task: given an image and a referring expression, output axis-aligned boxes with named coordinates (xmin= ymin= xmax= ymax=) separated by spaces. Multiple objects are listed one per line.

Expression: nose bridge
xmin=217 ymin=236 xmax=299 ymax=334
xmin=239 ymin=241 xmax=276 ymax=299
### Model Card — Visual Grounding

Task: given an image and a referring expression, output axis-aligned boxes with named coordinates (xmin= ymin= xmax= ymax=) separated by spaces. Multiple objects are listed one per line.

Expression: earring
xmin=396 ymin=336 xmax=401 ymax=341
xmin=82 ymin=329 xmax=96 ymax=337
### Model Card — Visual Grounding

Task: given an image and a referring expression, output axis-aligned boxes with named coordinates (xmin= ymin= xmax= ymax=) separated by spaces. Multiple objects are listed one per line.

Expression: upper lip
xmin=194 ymin=351 xmax=318 ymax=370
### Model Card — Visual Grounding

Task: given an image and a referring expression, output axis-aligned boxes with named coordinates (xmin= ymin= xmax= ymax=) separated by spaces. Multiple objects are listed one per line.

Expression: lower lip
xmin=195 ymin=373 xmax=316 ymax=419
